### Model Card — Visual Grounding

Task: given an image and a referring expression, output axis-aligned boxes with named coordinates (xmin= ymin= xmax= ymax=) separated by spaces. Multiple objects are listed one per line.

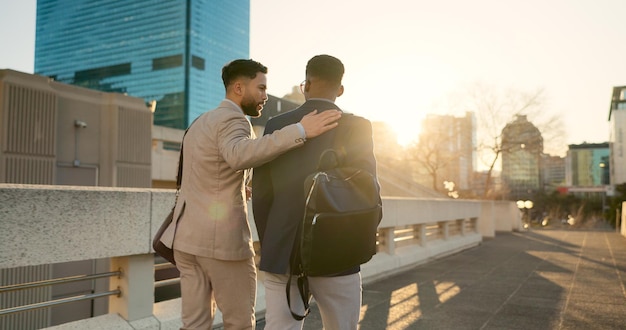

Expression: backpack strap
xmin=287 ymin=170 xmax=321 ymax=320
xmin=286 ymin=271 xmax=311 ymax=320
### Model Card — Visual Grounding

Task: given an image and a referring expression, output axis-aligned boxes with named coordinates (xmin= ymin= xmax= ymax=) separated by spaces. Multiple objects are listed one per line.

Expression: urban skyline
xmin=2 ymin=0 xmax=626 ymax=152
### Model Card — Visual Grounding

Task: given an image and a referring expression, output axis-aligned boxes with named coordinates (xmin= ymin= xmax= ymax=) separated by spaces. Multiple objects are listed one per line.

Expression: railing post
xmin=378 ymin=228 xmax=395 ymax=255
xmin=109 ymin=254 xmax=155 ymax=321
xmin=442 ymin=222 xmax=449 ymax=240
xmin=459 ymin=219 xmax=466 ymax=236
xmin=419 ymin=224 xmax=427 ymax=246
xmin=412 ymin=224 xmax=421 ymax=246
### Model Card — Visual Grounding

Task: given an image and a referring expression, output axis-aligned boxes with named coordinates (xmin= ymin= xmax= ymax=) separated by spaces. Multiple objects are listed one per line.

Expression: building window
xmin=75 ymin=63 xmax=131 ymax=81
xmin=74 ymin=63 xmax=131 ymax=92
xmin=163 ymin=141 xmax=181 ymax=151
xmin=153 ymin=54 xmax=183 ymax=70
xmin=191 ymin=55 xmax=205 ymax=70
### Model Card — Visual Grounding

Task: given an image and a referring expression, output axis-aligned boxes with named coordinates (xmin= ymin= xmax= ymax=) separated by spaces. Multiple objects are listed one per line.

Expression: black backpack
xmin=287 ymin=137 xmax=382 ymax=320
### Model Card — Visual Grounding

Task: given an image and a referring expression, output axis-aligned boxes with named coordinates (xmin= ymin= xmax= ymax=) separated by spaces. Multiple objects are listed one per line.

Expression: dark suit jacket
xmin=252 ymin=99 xmax=381 ymax=275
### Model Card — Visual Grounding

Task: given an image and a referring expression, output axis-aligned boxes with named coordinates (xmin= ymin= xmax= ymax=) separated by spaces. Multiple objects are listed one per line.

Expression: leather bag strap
xmin=175 ymin=117 xmax=200 ymax=191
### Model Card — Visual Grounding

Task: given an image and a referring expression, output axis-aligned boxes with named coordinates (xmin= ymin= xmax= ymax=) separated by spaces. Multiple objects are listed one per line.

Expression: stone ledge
xmin=0 ymin=185 xmax=153 ymax=269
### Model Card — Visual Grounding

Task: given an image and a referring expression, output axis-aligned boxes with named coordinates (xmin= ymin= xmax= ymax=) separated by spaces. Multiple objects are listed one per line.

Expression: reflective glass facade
xmin=35 ymin=0 xmax=249 ymax=129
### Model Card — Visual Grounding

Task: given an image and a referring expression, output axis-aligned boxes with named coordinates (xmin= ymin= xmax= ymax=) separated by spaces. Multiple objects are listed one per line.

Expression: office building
xmin=566 ymin=143 xmax=609 ymax=187
xmin=542 ymin=154 xmax=565 ymax=191
xmin=35 ymin=0 xmax=249 ymax=129
xmin=0 ymin=70 xmax=152 ymax=187
xmin=609 ymin=86 xmax=626 ymax=186
xmin=501 ymin=115 xmax=543 ymax=200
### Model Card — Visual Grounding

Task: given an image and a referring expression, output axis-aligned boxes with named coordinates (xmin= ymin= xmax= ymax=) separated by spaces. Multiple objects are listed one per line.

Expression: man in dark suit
xmin=252 ymin=55 xmax=381 ymax=329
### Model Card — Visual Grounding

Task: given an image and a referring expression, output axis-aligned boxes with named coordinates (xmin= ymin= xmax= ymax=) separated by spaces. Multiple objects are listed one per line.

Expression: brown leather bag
xmin=153 ymin=208 xmax=176 ymax=264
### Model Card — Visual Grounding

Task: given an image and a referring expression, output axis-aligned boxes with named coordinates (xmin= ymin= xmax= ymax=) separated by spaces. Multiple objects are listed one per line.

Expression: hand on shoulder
xmin=300 ymin=109 xmax=342 ymax=138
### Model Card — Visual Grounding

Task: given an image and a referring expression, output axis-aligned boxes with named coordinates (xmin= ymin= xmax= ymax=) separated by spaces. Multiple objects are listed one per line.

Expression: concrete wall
xmin=478 ymin=200 xmax=523 ymax=237
xmin=494 ymin=200 xmax=523 ymax=232
xmin=151 ymin=125 xmax=184 ymax=186
xmin=0 ymin=69 xmax=152 ymax=188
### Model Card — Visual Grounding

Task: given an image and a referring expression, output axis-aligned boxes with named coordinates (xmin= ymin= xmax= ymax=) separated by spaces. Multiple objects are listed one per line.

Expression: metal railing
xmin=154 ymin=262 xmax=180 ymax=288
xmin=0 ymin=270 xmax=122 ymax=316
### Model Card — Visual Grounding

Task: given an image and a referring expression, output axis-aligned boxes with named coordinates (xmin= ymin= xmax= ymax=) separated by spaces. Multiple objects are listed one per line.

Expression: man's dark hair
xmin=222 ymin=59 xmax=268 ymax=88
xmin=306 ymin=55 xmax=344 ymax=85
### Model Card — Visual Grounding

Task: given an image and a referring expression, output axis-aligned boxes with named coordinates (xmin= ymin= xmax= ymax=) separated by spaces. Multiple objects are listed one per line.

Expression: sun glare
xmin=387 ymin=118 xmax=420 ymax=147
xmin=343 ymin=54 xmax=458 ymax=149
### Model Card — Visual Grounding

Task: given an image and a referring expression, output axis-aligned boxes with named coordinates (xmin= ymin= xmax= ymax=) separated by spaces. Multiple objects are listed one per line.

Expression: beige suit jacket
xmin=160 ymin=100 xmax=305 ymax=260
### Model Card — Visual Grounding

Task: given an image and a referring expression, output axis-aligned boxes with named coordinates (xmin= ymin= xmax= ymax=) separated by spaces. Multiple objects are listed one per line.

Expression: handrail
xmin=154 ymin=278 xmax=180 ymax=288
xmin=0 ymin=289 xmax=121 ymax=316
xmin=154 ymin=262 xmax=176 ymax=271
xmin=0 ymin=270 xmax=122 ymax=316
xmin=154 ymin=262 xmax=179 ymax=289
xmin=0 ymin=270 xmax=121 ymax=293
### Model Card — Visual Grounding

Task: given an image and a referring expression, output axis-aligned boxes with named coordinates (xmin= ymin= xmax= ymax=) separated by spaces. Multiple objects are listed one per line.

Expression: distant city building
xmin=609 ymin=86 xmax=626 ymax=186
xmin=249 ymin=95 xmax=303 ymax=132
xmin=566 ymin=143 xmax=609 ymax=187
xmin=501 ymin=114 xmax=543 ymax=200
xmin=281 ymin=85 xmax=306 ymax=105
xmin=414 ymin=112 xmax=476 ymax=191
xmin=471 ymin=170 xmax=502 ymax=198
xmin=35 ymin=0 xmax=249 ymax=129
xmin=542 ymin=154 xmax=565 ymax=191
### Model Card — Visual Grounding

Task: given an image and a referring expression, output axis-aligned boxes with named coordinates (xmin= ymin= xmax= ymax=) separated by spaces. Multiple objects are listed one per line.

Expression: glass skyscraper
xmin=35 ymin=0 xmax=250 ymax=129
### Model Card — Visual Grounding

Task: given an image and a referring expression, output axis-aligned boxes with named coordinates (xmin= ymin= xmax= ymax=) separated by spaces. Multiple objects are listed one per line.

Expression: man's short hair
xmin=306 ymin=55 xmax=344 ymax=85
xmin=222 ymin=59 xmax=268 ymax=88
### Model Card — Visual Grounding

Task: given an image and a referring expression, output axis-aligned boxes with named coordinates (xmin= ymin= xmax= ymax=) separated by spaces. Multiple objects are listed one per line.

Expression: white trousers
xmin=262 ymin=271 xmax=362 ymax=330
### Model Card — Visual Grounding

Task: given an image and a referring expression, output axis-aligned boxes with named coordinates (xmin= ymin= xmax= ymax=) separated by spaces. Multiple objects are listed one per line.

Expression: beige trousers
xmin=262 ymin=272 xmax=362 ymax=330
xmin=174 ymin=250 xmax=257 ymax=330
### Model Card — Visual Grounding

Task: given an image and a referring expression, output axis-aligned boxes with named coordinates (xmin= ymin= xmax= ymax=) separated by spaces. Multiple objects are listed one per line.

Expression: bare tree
xmin=463 ymin=83 xmax=565 ymax=198
xmin=406 ymin=116 xmax=463 ymax=192
xmin=406 ymin=114 xmax=473 ymax=192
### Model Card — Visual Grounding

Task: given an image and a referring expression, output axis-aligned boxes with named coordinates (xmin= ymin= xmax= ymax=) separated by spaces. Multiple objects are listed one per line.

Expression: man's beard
xmin=241 ymin=97 xmax=262 ymax=117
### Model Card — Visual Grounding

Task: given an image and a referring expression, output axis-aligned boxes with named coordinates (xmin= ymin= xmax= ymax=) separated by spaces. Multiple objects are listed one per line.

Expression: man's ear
xmin=337 ymin=85 xmax=344 ymax=97
xmin=233 ymin=81 xmax=244 ymax=96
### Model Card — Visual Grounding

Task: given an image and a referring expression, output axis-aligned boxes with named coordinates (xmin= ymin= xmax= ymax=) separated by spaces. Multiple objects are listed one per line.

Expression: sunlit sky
xmin=2 ymin=0 xmax=626 ymax=155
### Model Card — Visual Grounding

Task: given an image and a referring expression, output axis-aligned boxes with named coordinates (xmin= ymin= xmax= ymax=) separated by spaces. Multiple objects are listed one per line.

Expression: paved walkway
xmin=259 ymin=225 xmax=626 ymax=329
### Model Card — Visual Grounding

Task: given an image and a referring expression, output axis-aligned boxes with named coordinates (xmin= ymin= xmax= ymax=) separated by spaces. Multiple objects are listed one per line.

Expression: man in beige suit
xmin=160 ymin=59 xmax=341 ymax=329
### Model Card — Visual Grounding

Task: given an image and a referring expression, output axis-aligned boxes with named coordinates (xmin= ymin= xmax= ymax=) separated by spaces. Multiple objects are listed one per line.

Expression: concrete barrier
xmin=0 ymin=184 xmax=516 ymax=329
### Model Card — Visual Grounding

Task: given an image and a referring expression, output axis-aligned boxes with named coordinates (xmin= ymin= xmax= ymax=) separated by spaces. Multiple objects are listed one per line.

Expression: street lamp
xmin=517 ymin=200 xmax=534 ymax=228
xmin=599 ymin=161 xmax=609 ymax=214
